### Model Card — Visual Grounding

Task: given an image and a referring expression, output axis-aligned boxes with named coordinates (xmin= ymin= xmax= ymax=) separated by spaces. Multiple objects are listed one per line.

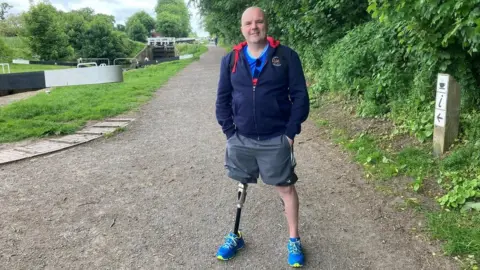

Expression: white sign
xmin=435 ymin=92 xmax=447 ymax=111
xmin=437 ymin=74 xmax=449 ymax=94
xmin=179 ymin=54 xmax=193 ymax=60
xmin=434 ymin=109 xmax=446 ymax=127
xmin=12 ymin=59 xmax=30 ymax=64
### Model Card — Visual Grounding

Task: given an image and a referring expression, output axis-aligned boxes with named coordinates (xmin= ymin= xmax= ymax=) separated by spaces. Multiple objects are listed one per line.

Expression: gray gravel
xmin=0 ymin=46 xmax=459 ymax=269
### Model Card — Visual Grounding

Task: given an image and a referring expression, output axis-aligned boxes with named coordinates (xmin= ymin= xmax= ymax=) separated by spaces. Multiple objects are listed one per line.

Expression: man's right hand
xmin=286 ymin=135 xmax=293 ymax=146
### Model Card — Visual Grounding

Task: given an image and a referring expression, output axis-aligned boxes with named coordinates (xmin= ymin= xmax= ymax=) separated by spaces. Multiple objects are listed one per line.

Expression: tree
xmin=23 ymin=3 xmax=73 ymax=60
xmin=60 ymin=8 xmax=125 ymax=58
xmin=0 ymin=37 xmax=12 ymax=61
xmin=0 ymin=2 xmax=12 ymax=20
xmin=116 ymin=24 xmax=126 ymax=32
xmin=155 ymin=0 xmax=191 ymax=37
xmin=193 ymin=0 xmax=251 ymax=43
xmin=93 ymin=13 xmax=115 ymax=26
xmin=0 ymin=13 xmax=23 ymax=36
xmin=127 ymin=19 xmax=148 ymax=42
xmin=62 ymin=11 xmax=89 ymax=54
xmin=125 ymin=11 xmax=155 ymax=41
xmin=79 ymin=16 xmax=129 ymax=60
xmin=126 ymin=11 xmax=155 ymax=33
xmin=74 ymin=7 xmax=95 ymax=21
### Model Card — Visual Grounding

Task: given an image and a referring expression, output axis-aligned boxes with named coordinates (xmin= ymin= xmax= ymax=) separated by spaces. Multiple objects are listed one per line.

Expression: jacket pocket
xmin=277 ymin=97 xmax=292 ymax=117
xmin=232 ymin=100 xmax=237 ymax=116
xmin=261 ymin=98 xmax=281 ymax=117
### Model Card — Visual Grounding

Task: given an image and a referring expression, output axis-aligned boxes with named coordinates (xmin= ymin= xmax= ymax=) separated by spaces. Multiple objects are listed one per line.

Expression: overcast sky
xmin=5 ymin=0 xmax=208 ymax=37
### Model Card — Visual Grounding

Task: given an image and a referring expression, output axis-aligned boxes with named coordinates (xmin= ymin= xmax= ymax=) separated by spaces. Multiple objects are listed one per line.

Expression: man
xmin=215 ymin=6 xmax=310 ymax=268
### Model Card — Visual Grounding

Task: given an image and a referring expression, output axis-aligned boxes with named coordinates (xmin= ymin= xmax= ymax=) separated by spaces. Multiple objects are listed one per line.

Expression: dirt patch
xmin=0 ymin=88 xmax=52 ymax=107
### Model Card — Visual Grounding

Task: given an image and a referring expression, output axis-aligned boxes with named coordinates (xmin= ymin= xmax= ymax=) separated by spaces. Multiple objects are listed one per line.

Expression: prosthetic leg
xmin=233 ymin=183 xmax=248 ymax=236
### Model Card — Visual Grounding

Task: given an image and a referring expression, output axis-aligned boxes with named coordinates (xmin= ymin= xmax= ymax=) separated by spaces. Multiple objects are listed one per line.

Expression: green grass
xmin=396 ymin=147 xmax=435 ymax=177
xmin=129 ymin=41 xmax=146 ymax=58
xmin=0 ymin=45 xmax=208 ymax=143
xmin=427 ymin=211 xmax=480 ymax=259
xmin=176 ymin=43 xmax=208 ymax=55
xmin=7 ymin=63 xmax=71 ymax=73
xmin=220 ymin=43 xmax=233 ymax=52
xmin=334 ymin=132 xmax=403 ymax=180
xmin=220 ymin=43 xmax=232 ymax=52
xmin=218 ymin=37 xmax=234 ymax=52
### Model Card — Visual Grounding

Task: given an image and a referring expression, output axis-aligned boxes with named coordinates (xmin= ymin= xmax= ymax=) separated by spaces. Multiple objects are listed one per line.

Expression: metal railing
xmin=147 ymin=37 xmax=176 ymax=47
xmin=113 ymin=58 xmax=139 ymax=66
xmin=0 ymin=63 xmax=10 ymax=74
xmin=77 ymin=58 xmax=110 ymax=66
xmin=77 ymin=62 xmax=98 ymax=68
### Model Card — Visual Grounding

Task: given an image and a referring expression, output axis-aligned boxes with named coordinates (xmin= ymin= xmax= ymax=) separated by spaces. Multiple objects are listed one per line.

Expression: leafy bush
xmin=368 ymin=0 xmax=480 ymax=111
xmin=0 ymin=37 xmax=34 ymax=60
xmin=0 ymin=38 xmax=12 ymax=62
xmin=317 ymin=21 xmax=409 ymax=116
xmin=460 ymin=111 xmax=480 ymax=142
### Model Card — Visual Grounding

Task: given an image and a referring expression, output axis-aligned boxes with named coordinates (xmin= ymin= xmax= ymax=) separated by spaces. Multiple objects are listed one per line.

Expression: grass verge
xmin=219 ymin=37 xmax=233 ymax=52
xmin=129 ymin=40 xmax=146 ymax=58
xmin=0 ymin=45 xmax=208 ymax=143
xmin=176 ymin=43 xmax=208 ymax=55
xmin=311 ymin=92 xmax=479 ymax=268
xmin=427 ymin=211 xmax=480 ymax=269
xmin=7 ymin=63 xmax=72 ymax=73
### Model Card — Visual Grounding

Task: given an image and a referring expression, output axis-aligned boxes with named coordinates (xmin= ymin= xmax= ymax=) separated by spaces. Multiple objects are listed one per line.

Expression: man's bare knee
xmin=275 ymin=185 xmax=295 ymax=196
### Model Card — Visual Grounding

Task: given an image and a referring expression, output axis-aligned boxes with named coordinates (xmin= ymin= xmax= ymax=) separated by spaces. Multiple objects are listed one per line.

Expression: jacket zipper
xmin=244 ymin=47 xmax=273 ymax=141
xmin=252 ymin=59 xmax=269 ymax=141
xmin=253 ymin=84 xmax=259 ymax=140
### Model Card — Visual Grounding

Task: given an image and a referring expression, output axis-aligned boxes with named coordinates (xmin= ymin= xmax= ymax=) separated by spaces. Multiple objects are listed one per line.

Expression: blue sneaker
xmin=216 ymin=232 xmax=245 ymax=261
xmin=288 ymin=238 xmax=305 ymax=267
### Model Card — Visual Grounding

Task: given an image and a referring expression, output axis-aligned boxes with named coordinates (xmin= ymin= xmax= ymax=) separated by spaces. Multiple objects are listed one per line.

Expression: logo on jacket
xmin=272 ymin=56 xmax=281 ymax=67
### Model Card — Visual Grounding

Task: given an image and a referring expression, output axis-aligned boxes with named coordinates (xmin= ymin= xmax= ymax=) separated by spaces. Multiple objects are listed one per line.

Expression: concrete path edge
xmin=0 ymin=118 xmax=135 ymax=165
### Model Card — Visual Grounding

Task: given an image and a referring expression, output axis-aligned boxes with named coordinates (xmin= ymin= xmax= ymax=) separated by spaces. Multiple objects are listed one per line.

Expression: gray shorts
xmin=224 ymin=133 xmax=298 ymax=186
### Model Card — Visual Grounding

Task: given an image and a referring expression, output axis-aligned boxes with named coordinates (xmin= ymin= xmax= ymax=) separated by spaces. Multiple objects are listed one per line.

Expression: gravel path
xmin=0 ymin=47 xmax=458 ymax=269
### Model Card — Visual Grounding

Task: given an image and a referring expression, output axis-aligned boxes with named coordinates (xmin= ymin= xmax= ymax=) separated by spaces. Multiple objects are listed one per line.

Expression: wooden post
xmin=433 ymin=73 xmax=461 ymax=156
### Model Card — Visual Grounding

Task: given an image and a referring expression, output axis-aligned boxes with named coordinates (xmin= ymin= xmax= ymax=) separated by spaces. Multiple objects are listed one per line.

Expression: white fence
xmin=0 ymin=63 xmax=10 ymax=74
xmin=77 ymin=58 xmax=110 ymax=66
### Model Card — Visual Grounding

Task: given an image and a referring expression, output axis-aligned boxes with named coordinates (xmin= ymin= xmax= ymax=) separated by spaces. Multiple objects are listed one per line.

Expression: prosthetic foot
xmin=216 ymin=183 xmax=248 ymax=261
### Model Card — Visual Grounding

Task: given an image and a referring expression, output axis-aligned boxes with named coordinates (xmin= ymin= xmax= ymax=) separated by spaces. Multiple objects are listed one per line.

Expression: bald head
xmin=241 ymin=7 xmax=267 ymax=27
xmin=240 ymin=6 xmax=268 ymax=46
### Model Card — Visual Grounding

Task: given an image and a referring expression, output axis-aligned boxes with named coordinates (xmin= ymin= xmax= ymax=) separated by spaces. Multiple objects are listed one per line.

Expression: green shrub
xmin=0 ymin=38 xmax=12 ymax=62
xmin=317 ymin=21 xmax=411 ymax=116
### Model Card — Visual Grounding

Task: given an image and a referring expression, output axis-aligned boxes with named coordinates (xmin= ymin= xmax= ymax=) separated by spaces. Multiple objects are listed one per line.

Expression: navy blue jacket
xmin=215 ymin=37 xmax=309 ymax=141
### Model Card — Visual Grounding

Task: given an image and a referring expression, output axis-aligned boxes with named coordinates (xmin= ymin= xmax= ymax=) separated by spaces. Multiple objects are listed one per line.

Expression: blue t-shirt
xmin=244 ymin=44 xmax=269 ymax=77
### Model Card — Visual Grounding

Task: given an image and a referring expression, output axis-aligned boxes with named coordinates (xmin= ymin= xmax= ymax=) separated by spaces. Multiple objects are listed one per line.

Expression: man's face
xmin=241 ymin=8 xmax=267 ymax=44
